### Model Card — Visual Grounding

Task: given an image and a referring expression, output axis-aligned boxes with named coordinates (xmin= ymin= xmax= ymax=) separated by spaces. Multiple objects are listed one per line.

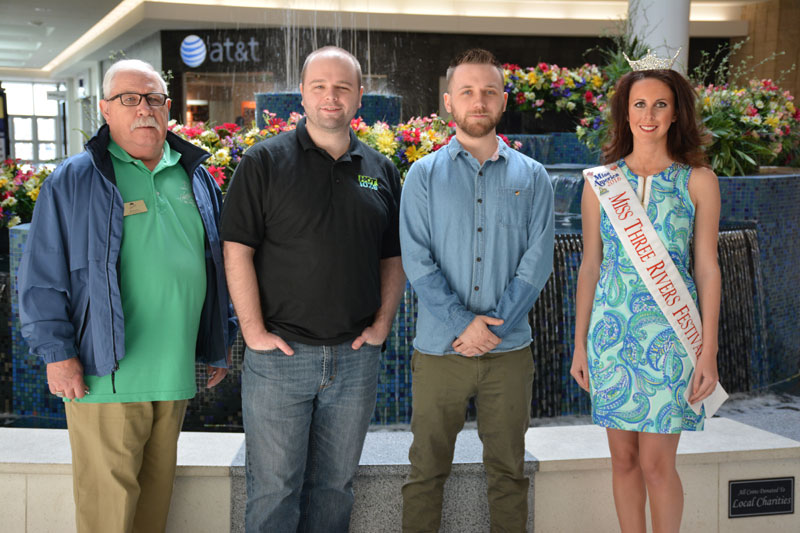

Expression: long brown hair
xmin=603 ymin=70 xmax=709 ymax=167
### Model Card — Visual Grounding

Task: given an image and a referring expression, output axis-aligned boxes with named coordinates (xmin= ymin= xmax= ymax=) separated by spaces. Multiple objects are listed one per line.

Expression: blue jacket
xmin=19 ymin=125 xmax=237 ymax=376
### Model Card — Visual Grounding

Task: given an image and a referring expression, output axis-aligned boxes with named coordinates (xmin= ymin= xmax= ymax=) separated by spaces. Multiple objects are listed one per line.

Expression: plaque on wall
xmin=729 ymin=477 xmax=794 ymax=518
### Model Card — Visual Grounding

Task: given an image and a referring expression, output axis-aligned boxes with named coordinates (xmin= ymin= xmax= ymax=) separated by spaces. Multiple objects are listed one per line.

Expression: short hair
xmin=102 ymin=59 xmax=168 ymax=99
xmin=446 ymin=48 xmax=504 ymax=88
xmin=300 ymin=46 xmax=362 ymax=88
xmin=603 ymin=69 xmax=710 ymax=168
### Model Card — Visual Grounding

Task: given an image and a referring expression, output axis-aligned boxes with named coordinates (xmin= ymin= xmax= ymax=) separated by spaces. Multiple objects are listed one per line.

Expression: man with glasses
xmin=19 ymin=59 xmax=237 ymax=533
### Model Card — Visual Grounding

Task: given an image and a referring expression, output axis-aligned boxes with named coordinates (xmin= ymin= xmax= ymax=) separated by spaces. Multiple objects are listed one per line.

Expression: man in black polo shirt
xmin=221 ymin=46 xmax=405 ymax=533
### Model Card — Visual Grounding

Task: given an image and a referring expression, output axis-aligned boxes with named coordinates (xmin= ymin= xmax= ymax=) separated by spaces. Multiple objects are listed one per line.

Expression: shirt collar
xmin=296 ymin=117 xmax=365 ymax=161
xmin=107 ymin=136 xmax=179 ymax=172
xmin=446 ymin=134 xmax=510 ymax=164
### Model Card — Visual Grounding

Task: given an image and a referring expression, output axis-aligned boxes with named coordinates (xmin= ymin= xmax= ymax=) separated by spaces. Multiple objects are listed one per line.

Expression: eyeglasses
xmin=106 ymin=92 xmax=169 ymax=106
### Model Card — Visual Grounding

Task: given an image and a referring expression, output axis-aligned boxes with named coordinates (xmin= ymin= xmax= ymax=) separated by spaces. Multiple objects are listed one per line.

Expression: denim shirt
xmin=399 ymin=136 xmax=555 ymax=355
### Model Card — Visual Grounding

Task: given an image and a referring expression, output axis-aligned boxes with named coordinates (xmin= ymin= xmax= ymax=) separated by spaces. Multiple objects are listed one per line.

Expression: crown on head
xmin=623 ymin=48 xmax=681 ymax=71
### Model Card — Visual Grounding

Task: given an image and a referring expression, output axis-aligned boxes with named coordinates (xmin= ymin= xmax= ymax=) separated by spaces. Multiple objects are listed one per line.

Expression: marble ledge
xmin=526 ymin=417 xmax=800 ymax=473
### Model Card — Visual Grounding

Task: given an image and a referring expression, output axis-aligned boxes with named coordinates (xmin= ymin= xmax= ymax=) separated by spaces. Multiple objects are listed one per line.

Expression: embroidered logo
xmin=358 ymin=175 xmax=379 ymax=191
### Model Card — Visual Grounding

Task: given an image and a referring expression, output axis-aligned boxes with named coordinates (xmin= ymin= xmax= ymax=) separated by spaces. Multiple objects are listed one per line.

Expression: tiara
xmin=623 ymin=48 xmax=681 ymax=71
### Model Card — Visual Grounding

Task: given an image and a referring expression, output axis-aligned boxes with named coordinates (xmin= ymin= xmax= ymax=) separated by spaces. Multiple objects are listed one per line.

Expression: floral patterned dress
xmin=587 ymin=160 xmax=705 ymax=433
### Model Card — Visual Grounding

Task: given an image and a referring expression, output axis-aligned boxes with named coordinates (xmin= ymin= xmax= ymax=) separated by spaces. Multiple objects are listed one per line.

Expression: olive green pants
xmin=401 ymin=347 xmax=534 ymax=533
xmin=64 ymin=400 xmax=188 ymax=533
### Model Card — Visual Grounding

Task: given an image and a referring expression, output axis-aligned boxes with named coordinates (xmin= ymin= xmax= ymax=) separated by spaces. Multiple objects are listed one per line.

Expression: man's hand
xmin=245 ymin=329 xmax=294 ymax=356
xmin=206 ymin=347 xmax=233 ymax=388
xmin=46 ymin=358 xmax=88 ymax=400
xmin=451 ymin=315 xmax=504 ymax=357
xmin=351 ymin=323 xmax=390 ymax=350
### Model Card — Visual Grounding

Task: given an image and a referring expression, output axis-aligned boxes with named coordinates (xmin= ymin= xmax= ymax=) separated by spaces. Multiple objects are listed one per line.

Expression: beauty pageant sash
xmin=584 ymin=164 xmax=728 ymax=418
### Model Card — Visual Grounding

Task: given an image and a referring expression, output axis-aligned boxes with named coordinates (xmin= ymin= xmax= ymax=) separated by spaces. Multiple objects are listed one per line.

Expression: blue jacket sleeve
xmin=399 ymin=161 xmax=475 ymax=338
xmin=18 ymin=172 xmax=79 ymax=364
xmin=488 ymin=163 xmax=555 ymax=338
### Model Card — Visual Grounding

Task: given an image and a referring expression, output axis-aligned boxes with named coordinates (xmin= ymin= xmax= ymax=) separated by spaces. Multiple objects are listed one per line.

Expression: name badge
xmin=123 ymin=200 xmax=148 ymax=216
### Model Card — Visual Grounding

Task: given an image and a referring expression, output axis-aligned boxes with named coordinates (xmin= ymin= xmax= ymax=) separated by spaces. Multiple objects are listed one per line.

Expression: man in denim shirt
xmin=400 ymin=49 xmax=554 ymax=532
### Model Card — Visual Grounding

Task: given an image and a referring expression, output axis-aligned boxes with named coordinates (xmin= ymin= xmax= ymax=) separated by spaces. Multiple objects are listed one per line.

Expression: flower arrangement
xmin=0 ymin=159 xmax=52 ymax=228
xmin=698 ymin=79 xmax=800 ymax=175
xmin=502 ymin=62 xmax=606 ymax=119
xmin=170 ymin=112 xmax=521 ymax=189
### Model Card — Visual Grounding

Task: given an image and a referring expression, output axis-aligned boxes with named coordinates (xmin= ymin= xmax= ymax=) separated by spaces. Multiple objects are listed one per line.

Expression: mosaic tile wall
xmin=718 ymin=174 xmax=800 ymax=382
xmin=0 ymin=264 xmax=11 ymax=414
xmin=4 ymin=139 xmax=796 ymax=428
xmin=9 ymin=224 xmax=66 ymax=428
xmin=254 ymin=92 xmax=402 ymax=130
xmin=7 ymin=225 xmax=768 ymax=428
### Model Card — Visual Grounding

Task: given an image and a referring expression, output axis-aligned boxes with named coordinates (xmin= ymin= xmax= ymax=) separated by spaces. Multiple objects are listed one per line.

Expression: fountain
xmin=253 ymin=92 xmax=402 ymax=129
xmin=0 ymin=165 xmax=779 ymax=429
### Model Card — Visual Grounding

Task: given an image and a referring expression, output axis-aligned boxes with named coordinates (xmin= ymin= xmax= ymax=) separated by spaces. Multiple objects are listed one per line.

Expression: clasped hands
xmin=451 ymin=315 xmax=504 ymax=357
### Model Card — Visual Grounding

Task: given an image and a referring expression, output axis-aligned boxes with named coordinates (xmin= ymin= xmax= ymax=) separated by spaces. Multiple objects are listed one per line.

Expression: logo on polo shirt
xmin=357 ymin=175 xmax=379 ymax=191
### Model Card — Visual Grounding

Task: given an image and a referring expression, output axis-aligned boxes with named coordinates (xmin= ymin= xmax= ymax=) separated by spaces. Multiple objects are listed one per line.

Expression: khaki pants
xmin=402 ymin=347 xmax=534 ymax=533
xmin=64 ymin=400 xmax=188 ymax=533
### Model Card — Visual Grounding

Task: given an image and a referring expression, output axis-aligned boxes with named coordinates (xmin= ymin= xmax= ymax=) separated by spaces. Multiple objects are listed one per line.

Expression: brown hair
xmin=446 ymin=48 xmax=503 ymax=87
xmin=603 ymin=70 xmax=709 ymax=168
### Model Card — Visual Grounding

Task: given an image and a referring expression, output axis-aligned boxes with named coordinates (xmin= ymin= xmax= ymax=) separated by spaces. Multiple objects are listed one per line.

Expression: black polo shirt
xmin=220 ymin=118 xmax=401 ymax=345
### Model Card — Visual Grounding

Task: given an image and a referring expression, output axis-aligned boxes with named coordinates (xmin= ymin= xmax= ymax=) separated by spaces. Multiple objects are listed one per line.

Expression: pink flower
xmin=207 ymin=165 xmax=227 ymax=187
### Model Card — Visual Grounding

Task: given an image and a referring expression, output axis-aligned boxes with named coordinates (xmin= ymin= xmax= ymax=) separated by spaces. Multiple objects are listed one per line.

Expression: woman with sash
xmin=570 ymin=55 xmax=726 ymax=533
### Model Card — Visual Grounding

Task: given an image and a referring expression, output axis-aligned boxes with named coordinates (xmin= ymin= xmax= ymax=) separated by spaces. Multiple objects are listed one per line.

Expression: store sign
xmin=180 ymin=34 xmax=260 ymax=68
xmin=729 ymin=477 xmax=794 ymax=518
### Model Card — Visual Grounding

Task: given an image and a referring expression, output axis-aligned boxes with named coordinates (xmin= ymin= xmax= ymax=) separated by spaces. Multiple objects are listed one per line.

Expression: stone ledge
xmin=2 ymin=418 xmax=799 ymax=532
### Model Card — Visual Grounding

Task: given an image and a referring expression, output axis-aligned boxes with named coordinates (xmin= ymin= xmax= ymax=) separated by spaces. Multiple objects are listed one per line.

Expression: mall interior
xmin=1 ymin=1 xmax=800 ymax=532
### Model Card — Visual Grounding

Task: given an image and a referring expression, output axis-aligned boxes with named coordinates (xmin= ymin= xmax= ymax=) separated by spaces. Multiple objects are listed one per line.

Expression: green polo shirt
xmin=76 ymin=138 xmax=207 ymax=403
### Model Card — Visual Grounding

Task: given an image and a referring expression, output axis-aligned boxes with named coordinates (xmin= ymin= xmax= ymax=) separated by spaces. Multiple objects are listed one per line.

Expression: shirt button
xmin=474 ymin=286 xmax=480 ymax=291
xmin=477 ymin=227 xmax=483 ymax=232
xmin=478 ymin=171 xmax=483 ymax=176
xmin=335 ymin=178 xmax=341 ymax=183
xmin=477 ymin=198 xmax=482 ymax=204
xmin=476 ymin=257 xmax=482 ymax=262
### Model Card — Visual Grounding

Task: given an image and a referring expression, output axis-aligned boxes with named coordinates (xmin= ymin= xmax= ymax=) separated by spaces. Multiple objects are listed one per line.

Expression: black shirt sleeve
xmin=220 ymin=148 xmax=268 ymax=248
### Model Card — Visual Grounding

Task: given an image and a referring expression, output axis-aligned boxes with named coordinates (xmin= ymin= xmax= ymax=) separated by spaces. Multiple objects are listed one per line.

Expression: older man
xmin=221 ymin=46 xmax=405 ymax=532
xmin=19 ymin=59 xmax=236 ymax=533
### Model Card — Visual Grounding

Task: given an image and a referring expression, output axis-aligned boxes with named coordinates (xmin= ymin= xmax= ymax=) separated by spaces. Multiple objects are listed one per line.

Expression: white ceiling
xmin=0 ymin=0 xmax=769 ymax=79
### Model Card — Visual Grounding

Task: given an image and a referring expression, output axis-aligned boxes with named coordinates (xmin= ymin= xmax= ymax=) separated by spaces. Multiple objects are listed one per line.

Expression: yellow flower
xmin=526 ymin=71 xmax=539 ymax=86
xmin=7 ymin=215 xmax=21 ymax=227
xmin=376 ymin=130 xmax=398 ymax=155
xmin=213 ymin=148 xmax=231 ymax=167
xmin=0 ymin=178 xmax=8 ymax=188
xmin=28 ymin=188 xmax=40 ymax=201
xmin=1 ymin=196 xmax=17 ymax=208
xmin=405 ymin=145 xmax=425 ymax=163
xmin=245 ymin=135 xmax=256 ymax=146
xmin=591 ymin=75 xmax=603 ymax=89
xmin=764 ymin=115 xmax=780 ymax=128
xmin=787 ymin=101 xmax=796 ymax=113
xmin=565 ymin=77 xmax=575 ymax=89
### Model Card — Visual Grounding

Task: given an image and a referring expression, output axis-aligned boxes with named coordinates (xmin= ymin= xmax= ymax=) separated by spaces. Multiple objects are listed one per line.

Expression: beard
xmin=452 ymin=107 xmax=503 ymax=138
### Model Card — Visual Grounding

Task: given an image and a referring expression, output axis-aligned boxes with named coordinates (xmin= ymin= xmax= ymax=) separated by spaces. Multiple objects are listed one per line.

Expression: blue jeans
xmin=242 ymin=340 xmax=381 ymax=533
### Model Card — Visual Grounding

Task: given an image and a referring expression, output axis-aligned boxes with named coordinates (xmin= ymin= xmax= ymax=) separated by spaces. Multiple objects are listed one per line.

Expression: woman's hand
xmin=689 ymin=344 xmax=719 ymax=405
xmin=570 ymin=347 xmax=591 ymax=392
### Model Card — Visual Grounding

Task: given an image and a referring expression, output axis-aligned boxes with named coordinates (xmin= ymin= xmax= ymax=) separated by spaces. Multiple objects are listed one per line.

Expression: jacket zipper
xmin=77 ymin=301 xmax=90 ymax=349
xmin=106 ymin=194 xmax=119 ymax=393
